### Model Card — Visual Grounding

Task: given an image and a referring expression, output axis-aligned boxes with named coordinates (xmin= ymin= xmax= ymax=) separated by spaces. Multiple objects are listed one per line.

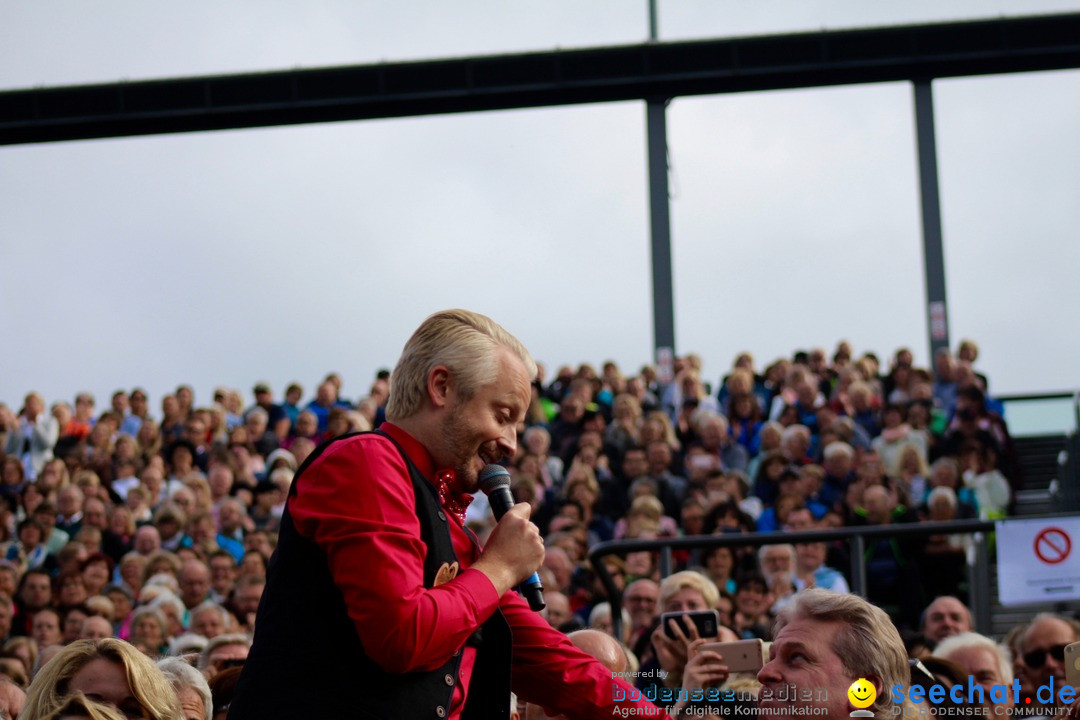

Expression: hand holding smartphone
xmin=696 ymin=639 xmax=767 ymax=674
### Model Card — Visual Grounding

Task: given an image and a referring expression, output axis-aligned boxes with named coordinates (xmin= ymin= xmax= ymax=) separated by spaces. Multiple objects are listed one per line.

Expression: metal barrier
xmin=588 ymin=518 xmax=1026 ymax=640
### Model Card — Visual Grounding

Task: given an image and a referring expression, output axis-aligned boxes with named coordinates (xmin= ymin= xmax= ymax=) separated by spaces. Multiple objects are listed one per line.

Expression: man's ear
xmin=427 ymin=366 xmax=453 ymax=409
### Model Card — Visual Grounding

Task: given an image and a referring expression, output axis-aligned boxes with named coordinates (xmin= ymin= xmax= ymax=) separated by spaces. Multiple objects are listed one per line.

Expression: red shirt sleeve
xmin=288 ymin=433 xmax=503 ymax=674
xmin=503 ymin=592 xmax=670 ymax=719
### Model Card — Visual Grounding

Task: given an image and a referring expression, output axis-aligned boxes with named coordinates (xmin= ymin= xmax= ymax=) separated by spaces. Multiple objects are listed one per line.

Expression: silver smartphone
xmin=1066 ymin=641 xmax=1080 ymax=689
xmin=697 ymin=639 xmax=767 ymax=674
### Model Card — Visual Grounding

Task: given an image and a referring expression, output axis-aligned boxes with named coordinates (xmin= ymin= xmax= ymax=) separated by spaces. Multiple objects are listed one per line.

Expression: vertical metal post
xmin=646 ymin=0 xmax=675 ymax=372
xmin=659 ymin=545 xmax=674 ymax=578
xmin=971 ymin=532 xmax=992 ymax=634
xmin=850 ymin=534 xmax=867 ymax=597
xmin=647 ymin=100 xmax=676 ymax=369
xmin=913 ymin=80 xmax=951 ymax=361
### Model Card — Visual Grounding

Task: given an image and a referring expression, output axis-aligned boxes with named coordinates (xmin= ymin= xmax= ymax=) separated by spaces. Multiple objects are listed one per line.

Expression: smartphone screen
xmin=661 ymin=610 xmax=720 ymax=640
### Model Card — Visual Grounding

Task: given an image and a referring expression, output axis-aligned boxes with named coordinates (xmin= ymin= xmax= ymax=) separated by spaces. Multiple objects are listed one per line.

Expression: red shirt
xmin=289 ymin=423 xmax=667 ymax=719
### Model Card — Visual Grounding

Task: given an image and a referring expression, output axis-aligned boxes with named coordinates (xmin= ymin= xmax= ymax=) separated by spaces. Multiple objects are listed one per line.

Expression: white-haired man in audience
xmin=934 ymin=631 xmax=1015 ymax=711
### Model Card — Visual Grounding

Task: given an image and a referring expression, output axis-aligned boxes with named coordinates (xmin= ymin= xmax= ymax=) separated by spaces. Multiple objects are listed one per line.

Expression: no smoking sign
xmin=1034 ymin=527 xmax=1072 ymax=565
xmin=997 ymin=518 xmax=1080 ymax=605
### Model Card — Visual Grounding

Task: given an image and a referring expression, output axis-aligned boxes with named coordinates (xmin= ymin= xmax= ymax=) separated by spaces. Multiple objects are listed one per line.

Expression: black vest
xmin=228 ymin=430 xmax=511 ymax=719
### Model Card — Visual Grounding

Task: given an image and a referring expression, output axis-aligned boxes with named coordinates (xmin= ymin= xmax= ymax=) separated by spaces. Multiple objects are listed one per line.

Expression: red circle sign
xmin=1033 ymin=527 xmax=1072 ymax=565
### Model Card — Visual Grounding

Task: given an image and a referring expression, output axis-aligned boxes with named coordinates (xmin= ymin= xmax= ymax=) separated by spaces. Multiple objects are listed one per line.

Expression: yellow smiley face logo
xmin=848 ymin=678 xmax=877 ymax=709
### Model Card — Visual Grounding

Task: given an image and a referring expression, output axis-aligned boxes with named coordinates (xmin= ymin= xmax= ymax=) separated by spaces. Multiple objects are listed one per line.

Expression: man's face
xmin=21 ymin=574 xmax=51 ymax=609
xmin=786 ymin=509 xmax=814 ymax=532
xmin=646 ymin=444 xmax=670 ymax=476
xmin=862 ymin=487 xmax=891 ymax=524
xmin=219 ymin=503 xmax=242 ymax=532
xmin=623 ymin=582 xmax=658 ymax=630
xmin=83 ymin=500 xmax=108 ymax=528
xmin=622 ymin=451 xmax=648 ymax=480
xmin=1020 ymin=617 xmax=1077 ymax=694
xmin=922 ymin=597 xmax=971 ymax=643
xmin=700 ymin=420 xmax=725 ymax=450
xmin=824 ymin=453 xmax=852 ymax=478
xmin=193 ymin=609 xmax=225 ymax=639
xmin=434 ymin=348 xmax=531 ymax=492
xmin=0 ymin=602 xmax=11 ymax=639
xmin=544 ymin=594 xmax=571 ymax=629
xmin=246 ymin=413 xmax=267 ymax=435
xmin=180 ymin=565 xmax=211 ymax=607
xmin=295 ymin=412 xmax=317 ymax=436
xmin=762 ymin=548 xmax=793 ymax=578
xmin=235 ymin=583 xmax=265 ymax=619
xmin=58 ymin=488 xmax=81 ymax=516
xmin=858 ymin=455 xmax=884 ymax=483
xmin=177 ymin=686 xmax=205 ymax=720
xmin=31 ymin=610 xmax=61 ymax=647
xmin=946 ymin=646 xmax=1009 ymax=703
xmin=735 ymin=583 xmax=770 ymax=619
xmin=795 ymin=542 xmax=826 ymax=572
xmin=758 ymin=617 xmax=861 ymax=720
xmin=209 ymin=467 xmax=233 ymax=497
xmin=80 ymin=616 xmax=114 ymax=641
xmin=210 ymin=557 xmax=236 ymax=591
xmin=134 ymin=526 xmax=161 ymax=555
xmin=184 ymin=420 xmax=205 ymax=444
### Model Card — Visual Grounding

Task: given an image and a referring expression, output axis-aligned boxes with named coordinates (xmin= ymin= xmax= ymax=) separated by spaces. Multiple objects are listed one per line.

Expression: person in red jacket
xmin=229 ymin=309 xmax=667 ymax=720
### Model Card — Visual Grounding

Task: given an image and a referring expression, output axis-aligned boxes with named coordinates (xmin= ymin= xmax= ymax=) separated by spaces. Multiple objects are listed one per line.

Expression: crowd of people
xmin=0 ymin=335 xmax=1072 ymax=719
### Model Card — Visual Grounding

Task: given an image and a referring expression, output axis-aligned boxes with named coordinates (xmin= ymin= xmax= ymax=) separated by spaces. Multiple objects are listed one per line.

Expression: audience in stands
xmin=0 ymin=339 xmax=1072 ymax=718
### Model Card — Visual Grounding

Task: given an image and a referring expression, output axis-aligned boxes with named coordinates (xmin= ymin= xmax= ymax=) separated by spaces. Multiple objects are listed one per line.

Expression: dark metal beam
xmin=914 ymin=80 xmax=951 ymax=363
xmin=3 ymin=12 xmax=1080 ymax=145
xmin=646 ymin=99 xmax=675 ymax=367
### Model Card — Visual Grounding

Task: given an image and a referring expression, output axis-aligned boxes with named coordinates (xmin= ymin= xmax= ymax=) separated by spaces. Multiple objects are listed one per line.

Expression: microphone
xmin=478 ymin=464 xmax=546 ymax=612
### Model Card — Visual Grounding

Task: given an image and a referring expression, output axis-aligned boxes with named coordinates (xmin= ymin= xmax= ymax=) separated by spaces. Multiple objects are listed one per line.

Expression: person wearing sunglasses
xmin=1017 ymin=613 xmax=1079 ymax=714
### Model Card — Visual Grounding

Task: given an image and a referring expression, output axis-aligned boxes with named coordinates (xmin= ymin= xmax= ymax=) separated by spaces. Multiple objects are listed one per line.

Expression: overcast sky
xmin=2 ymin=1 xmax=1079 ymax=416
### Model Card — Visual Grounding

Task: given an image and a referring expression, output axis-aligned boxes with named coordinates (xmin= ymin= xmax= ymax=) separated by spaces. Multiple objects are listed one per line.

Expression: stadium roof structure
xmin=2 ymin=13 xmax=1079 ymax=144
xmin=3 ymin=11 xmax=1079 ymax=364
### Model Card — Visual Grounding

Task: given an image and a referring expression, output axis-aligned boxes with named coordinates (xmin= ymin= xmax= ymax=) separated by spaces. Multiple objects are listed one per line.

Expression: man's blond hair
xmin=385 ymin=309 xmax=536 ymax=421
xmin=774 ymin=589 xmax=908 ymax=720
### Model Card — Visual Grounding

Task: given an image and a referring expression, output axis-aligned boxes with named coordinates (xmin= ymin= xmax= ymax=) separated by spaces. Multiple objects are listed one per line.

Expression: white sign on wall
xmin=996 ymin=517 xmax=1080 ymax=606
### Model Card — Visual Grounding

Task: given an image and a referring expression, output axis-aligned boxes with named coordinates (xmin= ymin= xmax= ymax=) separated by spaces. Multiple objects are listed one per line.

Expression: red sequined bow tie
xmin=434 ymin=469 xmax=473 ymax=525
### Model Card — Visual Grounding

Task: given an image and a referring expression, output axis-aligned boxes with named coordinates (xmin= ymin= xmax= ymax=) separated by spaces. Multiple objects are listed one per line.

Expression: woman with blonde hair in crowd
xmin=206 ymin=405 xmax=230 ymax=448
xmin=136 ymin=420 xmax=163 ymax=467
xmin=73 ymin=472 xmax=105 ymax=503
xmin=3 ymin=635 xmax=38 ymax=679
xmin=21 ymin=638 xmax=183 ymax=720
xmin=182 ymin=475 xmax=213 ymax=515
xmin=614 ymin=495 xmax=677 ymax=540
xmin=894 ymin=444 xmax=930 ymax=507
xmin=640 ymin=410 xmax=681 ymax=458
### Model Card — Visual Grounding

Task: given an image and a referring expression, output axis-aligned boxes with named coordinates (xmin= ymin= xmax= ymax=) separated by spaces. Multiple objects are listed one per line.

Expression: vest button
xmin=444 ymin=673 xmax=454 ymax=686
xmin=436 ymin=706 xmax=446 ymax=717
xmin=437 ymin=510 xmax=447 ymax=521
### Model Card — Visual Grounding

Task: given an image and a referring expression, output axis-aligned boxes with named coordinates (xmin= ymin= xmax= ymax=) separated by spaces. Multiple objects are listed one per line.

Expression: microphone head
xmin=478 ymin=464 xmax=512 ymax=495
